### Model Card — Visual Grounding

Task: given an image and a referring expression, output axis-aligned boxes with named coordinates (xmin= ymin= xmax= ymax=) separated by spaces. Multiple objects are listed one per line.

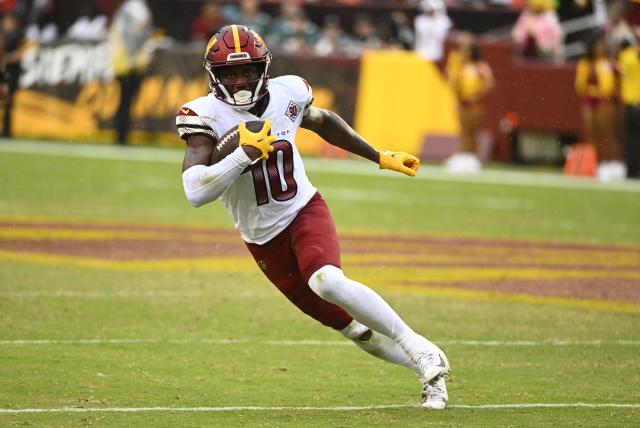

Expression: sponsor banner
xmin=9 ymin=41 xmax=359 ymax=155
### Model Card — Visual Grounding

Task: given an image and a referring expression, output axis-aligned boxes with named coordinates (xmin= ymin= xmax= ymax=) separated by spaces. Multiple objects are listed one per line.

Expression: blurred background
xmin=0 ymin=0 xmax=639 ymax=181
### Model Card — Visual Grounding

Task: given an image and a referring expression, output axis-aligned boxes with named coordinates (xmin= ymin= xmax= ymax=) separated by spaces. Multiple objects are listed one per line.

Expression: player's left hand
xmin=378 ymin=150 xmax=420 ymax=177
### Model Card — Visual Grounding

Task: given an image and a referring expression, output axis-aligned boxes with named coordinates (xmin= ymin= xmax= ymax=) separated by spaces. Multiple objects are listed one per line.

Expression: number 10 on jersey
xmin=250 ymin=140 xmax=298 ymax=206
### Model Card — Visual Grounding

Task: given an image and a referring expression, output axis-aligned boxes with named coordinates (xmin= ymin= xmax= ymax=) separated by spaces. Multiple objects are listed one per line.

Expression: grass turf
xmin=0 ymin=141 xmax=639 ymax=426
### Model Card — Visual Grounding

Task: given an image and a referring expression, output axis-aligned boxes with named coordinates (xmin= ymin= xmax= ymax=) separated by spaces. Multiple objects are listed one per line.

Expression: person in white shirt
xmin=110 ymin=0 xmax=153 ymax=144
xmin=66 ymin=2 xmax=108 ymax=42
xmin=414 ymin=0 xmax=452 ymax=63
xmin=177 ymin=24 xmax=451 ymax=409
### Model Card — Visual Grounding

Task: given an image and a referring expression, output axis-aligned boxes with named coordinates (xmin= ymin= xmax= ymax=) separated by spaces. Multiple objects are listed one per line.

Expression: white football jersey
xmin=176 ymin=75 xmax=317 ymax=244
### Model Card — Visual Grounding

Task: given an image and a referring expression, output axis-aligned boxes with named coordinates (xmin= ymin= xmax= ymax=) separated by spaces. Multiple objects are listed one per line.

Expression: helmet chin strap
xmin=233 ymin=90 xmax=253 ymax=104
xmin=231 ymin=103 xmax=257 ymax=111
xmin=209 ymin=72 xmax=267 ymax=111
xmin=231 ymin=90 xmax=257 ymax=111
xmin=215 ymin=81 xmax=254 ymax=110
xmin=231 ymin=78 xmax=266 ymax=111
xmin=232 ymin=79 xmax=265 ymax=111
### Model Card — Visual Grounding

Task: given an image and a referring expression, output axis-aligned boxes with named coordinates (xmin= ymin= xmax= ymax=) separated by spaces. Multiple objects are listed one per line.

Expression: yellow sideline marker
xmin=0 ymin=227 xmax=241 ymax=245
xmin=343 ymin=252 xmax=640 ymax=268
xmin=351 ymin=267 xmax=640 ymax=283
xmin=1 ymin=249 xmax=638 ymax=313
xmin=375 ymin=283 xmax=640 ymax=314
xmin=2 ymin=226 xmax=638 ymax=270
xmin=1 ymin=248 xmax=635 ymax=282
xmin=0 ymin=250 xmax=255 ymax=272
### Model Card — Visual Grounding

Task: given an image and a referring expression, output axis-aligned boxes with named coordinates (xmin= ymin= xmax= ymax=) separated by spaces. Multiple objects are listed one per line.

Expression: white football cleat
xmin=398 ymin=334 xmax=450 ymax=385
xmin=421 ymin=376 xmax=448 ymax=410
xmin=415 ymin=343 xmax=450 ymax=385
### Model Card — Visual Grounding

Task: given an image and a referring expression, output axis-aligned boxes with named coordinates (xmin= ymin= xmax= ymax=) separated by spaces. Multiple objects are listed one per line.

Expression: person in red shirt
xmin=191 ymin=1 xmax=226 ymax=42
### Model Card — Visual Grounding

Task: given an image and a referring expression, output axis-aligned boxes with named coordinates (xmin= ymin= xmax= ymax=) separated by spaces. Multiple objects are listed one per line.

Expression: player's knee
xmin=339 ymin=319 xmax=370 ymax=340
xmin=308 ymin=265 xmax=345 ymax=302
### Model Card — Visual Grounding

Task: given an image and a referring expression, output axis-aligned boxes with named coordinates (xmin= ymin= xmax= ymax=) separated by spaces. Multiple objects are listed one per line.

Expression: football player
xmin=177 ymin=24 xmax=449 ymax=409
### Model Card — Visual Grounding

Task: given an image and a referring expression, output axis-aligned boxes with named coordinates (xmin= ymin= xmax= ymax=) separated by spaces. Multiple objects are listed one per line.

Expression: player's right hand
xmin=239 ymin=120 xmax=276 ymax=160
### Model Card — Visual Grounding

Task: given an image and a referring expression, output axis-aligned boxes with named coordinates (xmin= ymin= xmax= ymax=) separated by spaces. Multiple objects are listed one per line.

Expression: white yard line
xmin=0 ymin=140 xmax=182 ymax=163
xmin=0 ymin=339 xmax=247 ymax=345
xmin=1 ymin=290 xmax=206 ymax=298
xmin=450 ymin=403 xmax=640 ymax=409
xmin=0 ymin=338 xmax=639 ymax=346
xmin=320 ymin=187 xmax=535 ymax=211
xmin=2 ymin=140 xmax=640 ymax=193
xmin=1 ymin=403 xmax=639 ymax=413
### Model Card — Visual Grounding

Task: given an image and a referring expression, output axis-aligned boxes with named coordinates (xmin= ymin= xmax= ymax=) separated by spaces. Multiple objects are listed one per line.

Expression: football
xmin=210 ymin=120 xmax=268 ymax=165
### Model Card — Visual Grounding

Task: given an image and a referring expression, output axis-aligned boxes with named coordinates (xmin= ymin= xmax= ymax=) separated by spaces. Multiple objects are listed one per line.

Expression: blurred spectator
xmin=351 ymin=13 xmax=382 ymax=52
xmin=269 ymin=0 xmax=304 ymax=38
xmin=314 ymin=14 xmax=353 ymax=57
xmin=66 ymin=1 xmax=108 ymax=41
xmin=387 ymin=10 xmax=414 ymax=50
xmin=605 ymin=0 xmax=634 ymax=56
xmin=444 ymin=33 xmax=495 ymax=173
xmin=110 ymin=0 xmax=153 ymax=145
xmin=444 ymin=0 xmax=488 ymax=9
xmin=629 ymin=1 xmax=640 ymax=27
xmin=511 ymin=0 xmax=563 ymax=61
xmin=617 ymin=37 xmax=640 ymax=178
xmin=414 ymin=0 xmax=452 ymax=64
xmin=574 ymin=0 xmax=608 ymax=27
xmin=25 ymin=0 xmax=58 ymax=44
xmin=445 ymin=30 xmax=473 ymax=81
xmin=191 ymin=1 xmax=226 ymax=42
xmin=269 ymin=7 xmax=318 ymax=55
xmin=223 ymin=0 xmax=271 ymax=36
xmin=0 ymin=0 xmax=17 ymax=13
xmin=575 ymin=32 xmax=625 ymax=181
xmin=1 ymin=12 xmax=24 ymax=138
xmin=0 ymin=33 xmax=6 ymax=105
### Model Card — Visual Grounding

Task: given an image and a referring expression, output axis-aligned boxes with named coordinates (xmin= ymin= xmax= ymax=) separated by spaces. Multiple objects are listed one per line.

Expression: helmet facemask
xmin=204 ymin=55 xmax=271 ymax=110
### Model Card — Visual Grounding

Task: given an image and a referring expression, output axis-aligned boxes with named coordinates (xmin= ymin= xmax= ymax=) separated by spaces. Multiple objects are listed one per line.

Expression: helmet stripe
xmin=231 ymin=25 xmax=241 ymax=53
xmin=205 ymin=36 xmax=217 ymax=56
xmin=252 ymin=31 xmax=266 ymax=48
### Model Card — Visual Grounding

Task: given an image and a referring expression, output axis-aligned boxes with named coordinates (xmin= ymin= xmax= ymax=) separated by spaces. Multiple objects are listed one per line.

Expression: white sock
xmin=309 ymin=265 xmax=413 ymax=340
xmin=395 ymin=329 xmax=432 ymax=357
xmin=339 ymin=320 xmax=420 ymax=375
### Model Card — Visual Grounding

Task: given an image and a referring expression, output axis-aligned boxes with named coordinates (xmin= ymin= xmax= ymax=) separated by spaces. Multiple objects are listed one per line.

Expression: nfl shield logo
xmin=285 ymin=101 xmax=300 ymax=122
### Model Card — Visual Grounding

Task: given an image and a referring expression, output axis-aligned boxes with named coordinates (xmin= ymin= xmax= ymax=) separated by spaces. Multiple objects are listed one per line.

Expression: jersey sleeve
xmin=278 ymin=75 xmax=314 ymax=119
xmin=175 ymin=104 xmax=217 ymax=141
xmin=300 ymin=78 xmax=314 ymax=117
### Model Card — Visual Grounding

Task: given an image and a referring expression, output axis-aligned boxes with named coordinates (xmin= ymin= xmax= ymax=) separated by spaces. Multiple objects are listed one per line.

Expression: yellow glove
xmin=378 ymin=150 xmax=420 ymax=177
xmin=239 ymin=120 xmax=276 ymax=160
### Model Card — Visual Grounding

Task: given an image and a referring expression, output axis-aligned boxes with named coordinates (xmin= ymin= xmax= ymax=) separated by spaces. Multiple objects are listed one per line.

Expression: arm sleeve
xmin=283 ymin=75 xmax=313 ymax=118
xmin=182 ymin=147 xmax=253 ymax=207
xmin=300 ymin=78 xmax=313 ymax=116
xmin=176 ymin=106 xmax=217 ymax=141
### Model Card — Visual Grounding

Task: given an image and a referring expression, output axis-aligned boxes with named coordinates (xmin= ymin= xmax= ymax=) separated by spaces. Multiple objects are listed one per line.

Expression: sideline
xmin=0 ymin=338 xmax=639 ymax=346
xmin=1 ymin=403 xmax=640 ymax=413
xmin=2 ymin=139 xmax=640 ymax=193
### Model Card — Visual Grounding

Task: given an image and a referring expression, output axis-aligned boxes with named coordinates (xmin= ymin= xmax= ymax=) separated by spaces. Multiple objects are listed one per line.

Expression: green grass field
xmin=1 ymin=140 xmax=639 ymax=427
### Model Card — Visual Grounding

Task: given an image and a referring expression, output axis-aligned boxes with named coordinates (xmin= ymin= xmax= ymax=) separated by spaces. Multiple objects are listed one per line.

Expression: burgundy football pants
xmin=245 ymin=193 xmax=353 ymax=330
